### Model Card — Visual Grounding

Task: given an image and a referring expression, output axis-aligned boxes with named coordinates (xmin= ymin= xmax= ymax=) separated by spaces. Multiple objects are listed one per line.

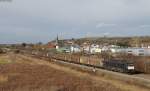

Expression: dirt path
xmin=18 ymin=54 xmax=150 ymax=91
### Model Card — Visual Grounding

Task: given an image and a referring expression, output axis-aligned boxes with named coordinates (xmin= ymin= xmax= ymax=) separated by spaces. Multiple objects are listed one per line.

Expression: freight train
xmin=52 ymin=54 xmax=135 ymax=73
xmin=20 ymin=50 xmax=135 ymax=74
xmin=30 ymin=51 xmax=135 ymax=73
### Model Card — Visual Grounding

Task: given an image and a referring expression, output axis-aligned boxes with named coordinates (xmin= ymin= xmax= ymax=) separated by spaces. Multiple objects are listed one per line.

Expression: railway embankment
xmin=19 ymin=54 xmax=150 ymax=90
xmin=52 ymin=59 xmax=150 ymax=89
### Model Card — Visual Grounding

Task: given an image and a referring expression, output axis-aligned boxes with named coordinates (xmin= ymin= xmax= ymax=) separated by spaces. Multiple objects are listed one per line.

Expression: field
xmin=0 ymin=53 xmax=149 ymax=91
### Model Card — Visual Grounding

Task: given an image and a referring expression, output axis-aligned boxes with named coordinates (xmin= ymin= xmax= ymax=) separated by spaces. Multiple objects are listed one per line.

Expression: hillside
xmin=74 ymin=36 xmax=150 ymax=47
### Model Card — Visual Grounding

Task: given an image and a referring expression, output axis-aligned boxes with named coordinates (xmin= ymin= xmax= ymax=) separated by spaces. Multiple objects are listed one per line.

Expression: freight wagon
xmin=133 ymin=57 xmax=150 ymax=74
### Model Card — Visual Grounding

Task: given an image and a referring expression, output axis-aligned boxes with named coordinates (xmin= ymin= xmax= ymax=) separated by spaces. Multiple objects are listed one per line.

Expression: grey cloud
xmin=0 ymin=0 xmax=150 ymax=43
xmin=96 ymin=23 xmax=116 ymax=28
xmin=139 ymin=25 xmax=150 ymax=28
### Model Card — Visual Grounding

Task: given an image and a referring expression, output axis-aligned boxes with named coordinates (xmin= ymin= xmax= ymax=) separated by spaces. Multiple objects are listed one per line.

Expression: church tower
xmin=55 ymin=35 xmax=59 ymax=49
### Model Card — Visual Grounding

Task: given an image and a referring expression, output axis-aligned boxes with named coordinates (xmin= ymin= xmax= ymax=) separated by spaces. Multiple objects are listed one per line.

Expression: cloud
xmin=96 ymin=23 xmax=116 ymax=28
xmin=139 ymin=25 xmax=150 ymax=28
xmin=0 ymin=0 xmax=150 ymax=43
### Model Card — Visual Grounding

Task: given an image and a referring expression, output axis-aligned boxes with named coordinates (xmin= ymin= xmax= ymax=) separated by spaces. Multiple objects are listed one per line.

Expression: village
xmin=46 ymin=36 xmax=150 ymax=56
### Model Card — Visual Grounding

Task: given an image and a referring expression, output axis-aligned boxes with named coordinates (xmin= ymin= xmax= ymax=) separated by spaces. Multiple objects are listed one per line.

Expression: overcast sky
xmin=0 ymin=0 xmax=150 ymax=43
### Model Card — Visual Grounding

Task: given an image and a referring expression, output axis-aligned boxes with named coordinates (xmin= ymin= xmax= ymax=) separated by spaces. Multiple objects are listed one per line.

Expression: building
xmin=70 ymin=45 xmax=81 ymax=53
xmin=101 ymin=46 xmax=110 ymax=52
xmin=90 ymin=44 xmax=102 ymax=54
xmin=56 ymin=44 xmax=81 ymax=53
xmin=47 ymin=42 xmax=56 ymax=49
xmin=57 ymin=46 xmax=71 ymax=53
xmin=110 ymin=47 xmax=150 ymax=56
xmin=125 ymin=48 xmax=150 ymax=56
xmin=82 ymin=44 xmax=102 ymax=54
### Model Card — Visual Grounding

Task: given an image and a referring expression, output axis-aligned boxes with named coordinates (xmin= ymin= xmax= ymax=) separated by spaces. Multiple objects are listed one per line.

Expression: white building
xmin=70 ymin=45 xmax=81 ymax=53
xmin=110 ymin=48 xmax=126 ymax=53
xmin=90 ymin=44 xmax=102 ymax=54
xmin=126 ymin=48 xmax=150 ymax=56
xmin=83 ymin=44 xmax=102 ymax=54
xmin=101 ymin=46 xmax=110 ymax=51
xmin=110 ymin=47 xmax=150 ymax=56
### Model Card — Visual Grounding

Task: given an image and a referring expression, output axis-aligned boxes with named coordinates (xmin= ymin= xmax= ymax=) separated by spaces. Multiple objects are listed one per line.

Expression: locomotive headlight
xmin=128 ymin=66 xmax=134 ymax=70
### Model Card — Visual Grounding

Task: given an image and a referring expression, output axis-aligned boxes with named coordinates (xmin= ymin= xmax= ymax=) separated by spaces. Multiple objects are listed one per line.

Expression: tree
xmin=116 ymin=42 xmax=130 ymax=48
xmin=37 ymin=42 xmax=43 ymax=45
xmin=22 ymin=43 xmax=27 ymax=47
xmin=130 ymin=37 xmax=140 ymax=47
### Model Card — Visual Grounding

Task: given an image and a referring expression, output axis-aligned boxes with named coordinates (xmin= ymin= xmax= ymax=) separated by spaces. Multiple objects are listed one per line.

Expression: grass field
xmin=0 ymin=54 xmax=11 ymax=64
xmin=0 ymin=59 xmax=11 ymax=64
xmin=0 ymin=53 xmax=149 ymax=91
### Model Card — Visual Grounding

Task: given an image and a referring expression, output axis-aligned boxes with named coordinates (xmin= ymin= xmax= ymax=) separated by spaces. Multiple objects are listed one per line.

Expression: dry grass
xmin=0 ymin=54 xmax=122 ymax=91
xmin=0 ymin=75 xmax=8 ymax=83
xmin=0 ymin=53 xmax=149 ymax=91
xmin=0 ymin=63 xmax=121 ymax=91
xmin=0 ymin=56 xmax=11 ymax=65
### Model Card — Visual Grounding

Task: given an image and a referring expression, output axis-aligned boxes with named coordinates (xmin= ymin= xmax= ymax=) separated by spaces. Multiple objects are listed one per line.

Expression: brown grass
xmin=0 ymin=53 xmax=149 ymax=91
xmin=0 ymin=75 xmax=8 ymax=83
xmin=0 ymin=54 xmax=122 ymax=91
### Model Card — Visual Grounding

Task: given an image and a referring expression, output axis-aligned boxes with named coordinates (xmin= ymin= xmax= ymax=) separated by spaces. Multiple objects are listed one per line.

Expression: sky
xmin=0 ymin=0 xmax=150 ymax=43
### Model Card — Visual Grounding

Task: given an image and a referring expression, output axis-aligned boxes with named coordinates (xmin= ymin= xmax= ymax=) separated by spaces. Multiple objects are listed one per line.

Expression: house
xmin=57 ymin=44 xmax=81 ymax=53
xmin=83 ymin=46 xmax=90 ymax=53
xmin=90 ymin=44 xmax=102 ymax=54
xmin=101 ymin=46 xmax=110 ymax=52
xmin=70 ymin=45 xmax=81 ymax=53
xmin=57 ymin=46 xmax=71 ymax=53
xmin=82 ymin=44 xmax=102 ymax=54
xmin=81 ymin=42 xmax=91 ymax=53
